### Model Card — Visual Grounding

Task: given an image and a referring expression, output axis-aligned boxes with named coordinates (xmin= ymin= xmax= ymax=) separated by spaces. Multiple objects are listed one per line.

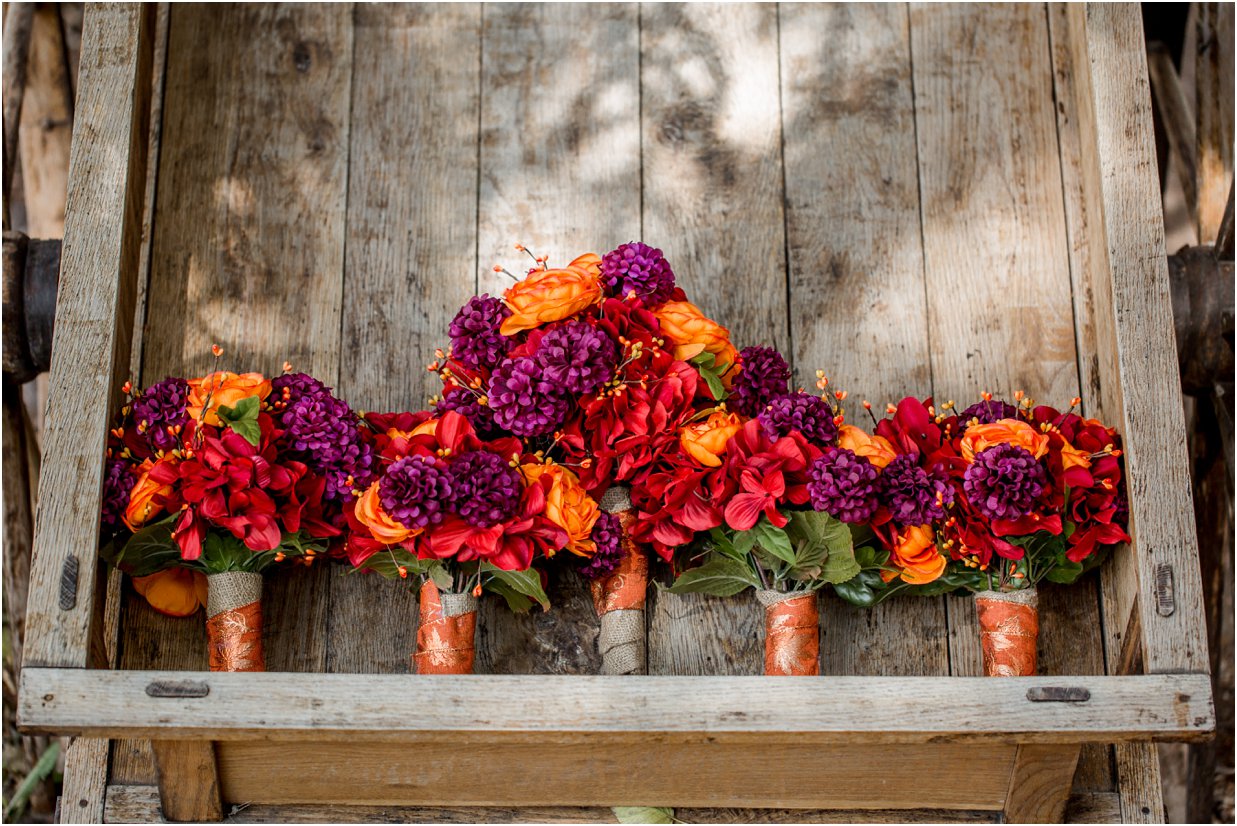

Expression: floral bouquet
xmin=632 ymin=345 xmax=877 ymax=676
xmin=99 ymin=353 xmax=370 ymax=671
xmin=430 ymin=242 xmax=739 ymax=674
xmin=344 ymin=409 xmax=603 ymax=674
xmin=849 ymin=394 xmax=1130 ymax=676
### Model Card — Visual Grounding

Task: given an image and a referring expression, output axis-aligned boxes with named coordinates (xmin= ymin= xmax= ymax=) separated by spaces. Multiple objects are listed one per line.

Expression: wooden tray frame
xmin=17 ymin=4 xmax=1215 ymax=823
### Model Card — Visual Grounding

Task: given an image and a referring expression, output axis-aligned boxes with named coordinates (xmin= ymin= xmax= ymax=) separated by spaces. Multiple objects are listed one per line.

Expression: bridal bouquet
xmin=99 ymin=354 xmax=369 ymax=671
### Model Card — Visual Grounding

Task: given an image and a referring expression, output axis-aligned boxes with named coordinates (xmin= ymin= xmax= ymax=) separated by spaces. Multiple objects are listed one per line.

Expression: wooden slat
xmin=150 ymin=740 xmax=223 ymax=822
xmin=780 ymin=2 xmax=947 ymax=680
xmin=329 ymin=3 xmax=481 ymax=674
xmin=16 ymin=4 xmax=74 ymax=238
xmin=23 ymin=1 xmax=155 ymax=670
xmin=1146 ymin=45 xmax=1199 ymax=232
xmin=1195 ymin=2 xmax=1234 ymax=244
xmin=60 ymin=737 xmax=111 ymax=825
xmin=473 ymin=2 xmax=641 ymax=674
xmin=19 ymin=668 xmax=1215 ymax=743
xmin=1002 ymin=744 xmax=1083 ymax=823
xmin=641 ymin=0 xmax=787 ymax=678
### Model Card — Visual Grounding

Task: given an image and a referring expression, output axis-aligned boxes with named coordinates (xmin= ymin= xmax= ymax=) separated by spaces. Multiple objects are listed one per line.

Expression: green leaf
xmin=689 ymin=352 xmax=716 ymax=370
xmin=832 ymin=577 xmax=878 ymax=608
xmin=708 ymin=528 xmax=745 ymax=561
xmin=667 ymin=557 xmax=759 ymax=597
xmin=613 ymin=807 xmax=675 ymax=825
xmin=115 ymin=519 xmax=182 ymax=576
xmin=217 ymin=394 xmax=262 ymax=445
xmin=732 ymin=529 xmax=756 ymax=556
xmin=4 ymin=740 xmax=60 ymax=821
xmin=750 ymin=519 xmax=796 ymax=564
xmin=820 ymin=543 xmax=862 ymax=584
xmin=227 ymin=418 xmax=261 ymax=445
xmin=1045 ymin=558 xmax=1084 ymax=584
xmin=482 ymin=562 xmax=549 ymax=612
xmin=689 ymin=352 xmax=727 ymax=401
xmin=785 ymin=510 xmax=857 ymax=583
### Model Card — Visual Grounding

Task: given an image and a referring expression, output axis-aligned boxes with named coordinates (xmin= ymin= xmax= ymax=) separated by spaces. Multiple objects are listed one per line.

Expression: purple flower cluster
xmin=879 ymin=452 xmax=954 ymax=526
xmin=759 ymin=392 xmax=838 ymax=446
xmin=963 ymin=443 xmax=1046 ymax=521
xmin=131 ymin=377 xmax=191 ymax=453
xmin=380 ymin=455 xmax=453 ymax=530
xmin=488 ymin=356 xmax=570 ymax=438
xmin=450 ymin=450 xmax=521 ymax=528
xmin=534 ymin=321 xmax=618 ymax=395
xmin=449 ymin=295 xmax=511 ymax=370
xmin=600 ymin=242 xmax=676 ymax=305
xmin=578 ymin=511 xmax=625 ymax=580
xmin=436 ymin=387 xmax=499 ymax=438
xmin=808 ymin=448 xmax=879 ymax=523
xmin=101 ymin=458 xmax=136 ymax=535
xmin=730 ymin=346 xmax=791 ymax=417
xmin=273 ymin=372 xmax=375 ymax=500
xmin=960 ymin=399 xmax=1020 ymax=426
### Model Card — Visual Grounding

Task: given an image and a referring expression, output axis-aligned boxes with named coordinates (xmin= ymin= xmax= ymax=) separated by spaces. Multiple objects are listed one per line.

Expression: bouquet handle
xmin=975 ymin=588 xmax=1039 ymax=677
xmin=205 ymin=571 xmax=266 ymax=672
xmin=757 ymin=590 xmax=820 ymax=676
xmin=592 ymin=487 xmax=648 ymax=675
xmin=414 ymin=579 xmax=478 ymax=674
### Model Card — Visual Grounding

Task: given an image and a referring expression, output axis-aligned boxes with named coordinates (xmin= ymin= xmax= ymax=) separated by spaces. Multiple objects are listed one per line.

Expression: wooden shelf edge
xmin=19 ymin=668 xmax=1214 ymax=744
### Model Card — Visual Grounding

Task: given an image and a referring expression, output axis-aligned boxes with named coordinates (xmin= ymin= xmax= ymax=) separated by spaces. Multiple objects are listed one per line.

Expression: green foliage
xmin=104 ymin=515 xmax=181 ymax=577
xmin=481 ymin=561 xmax=550 ymax=613
xmin=4 ymin=740 xmax=60 ymax=821
xmin=689 ymin=351 xmax=729 ymax=402
xmin=613 ymin=807 xmax=677 ymax=824
xmin=195 ymin=530 xmax=326 ymax=575
xmin=666 ymin=556 xmax=760 ymax=597
xmin=216 ymin=394 xmax=262 ymax=445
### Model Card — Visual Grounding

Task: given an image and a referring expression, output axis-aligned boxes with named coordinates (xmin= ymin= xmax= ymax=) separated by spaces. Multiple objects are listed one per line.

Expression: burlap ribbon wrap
xmin=757 ymin=589 xmax=820 ymax=676
xmin=591 ymin=486 xmax=648 ymax=675
xmin=414 ymin=579 xmax=478 ymax=674
xmin=205 ymin=571 xmax=265 ymax=672
xmin=975 ymin=588 xmax=1039 ymax=677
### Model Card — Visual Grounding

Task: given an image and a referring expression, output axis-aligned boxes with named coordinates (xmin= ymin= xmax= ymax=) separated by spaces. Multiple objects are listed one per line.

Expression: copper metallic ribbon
xmin=591 ymin=488 xmax=649 ymax=675
xmin=205 ymin=572 xmax=266 ymax=673
xmin=413 ymin=579 xmax=477 ymax=674
xmin=759 ymin=590 xmax=820 ymax=676
xmin=590 ymin=509 xmax=649 ymax=615
xmin=975 ymin=589 xmax=1040 ymax=677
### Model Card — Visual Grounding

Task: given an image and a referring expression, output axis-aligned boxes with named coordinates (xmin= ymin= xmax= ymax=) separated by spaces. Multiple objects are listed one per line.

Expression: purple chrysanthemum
xmin=131 ymin=377 xmax=191 ymax=453
xmin=534 ymin=321 xmax=618 ymax=395
xmin=100 ymin=458 xmax=136 ymax=536
xmin=759 ymin=392 xmax=838 ymax=446
xmin=449 ymin=294 xmax=512 ymax=370
xmin=960 ymin=399 xmax=1020 ymax=426
xmin=578 ymin=512 xmax=625 ymax=580
xmin=380 ymin=455 xmax=454 ymax=530
xmin=730 ymin=346 xmax=792 ymax=417
xmin=879 ymin=452 xmax=954 ymax=526
xmin=279 ymin=388 xmax=375 ymax=501
xmin=488 ymin=356 xmax=570 ymax=438
xmin=450 ymin=450 xmax=521 ymax=528
xmin=599 ymin=242 xmax=676 ymax=305
xmin=270 ymin=372 xmax=329 ymax=409
xmin=435 ymin=387 xmax=499 ymax=438
xmin=808 ymin=448 xmax=879 ymax=524
xmin=963 ymin=443 xmax=1046 ymax=521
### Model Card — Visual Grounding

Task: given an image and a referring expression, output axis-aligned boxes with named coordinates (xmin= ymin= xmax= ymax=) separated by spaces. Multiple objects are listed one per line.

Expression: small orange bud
xmin=398 ymin=566 xmax=408 ymax=579
xmin=121 ymin=381 xmax=133 ymax=395
xmin=834 ymin=390 xmax=848 ymax=401
xmin=282 ymin=361 xmax=293 ymax=373
xmin=211 ymin=344 xmax=224 ymax=357
xmin=863 ymin=400 xmax=872 ymax=410
xmin=981 ymin=391 xmax=992 ymax=402
xmin=1070 ymin=396 xmax=1082 ymax=407
xmin=472 ymin=584 xmax=483 ymax=597
xmin=886 ymin=403 xmax=897 ymax=414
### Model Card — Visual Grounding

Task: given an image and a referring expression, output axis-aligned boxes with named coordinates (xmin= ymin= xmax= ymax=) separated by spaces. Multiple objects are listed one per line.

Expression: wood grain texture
xmin=17 ymin=4 xmax=73 ymax=238
xmin=780 ymin=2 xmax=947 ymax=679
xmin=60 ymin=737 xmax=110 ymax=825
xmin=474 ymin=2 xmax=640 ymax=675
xmin=21 ymin=668 xmax=1215 ymax=743
xmin=1195 ymin=2 xmax=1234 ymax=244
xmin=641 ymin=1 xmax=787 ymax=678
xmin=1002 ymin=744 xmax=1082 ymax=823
xmin=23 ymin=1 xmax=154 ymax=669
xmin=151 ymin=739 xmax=223 ymax=822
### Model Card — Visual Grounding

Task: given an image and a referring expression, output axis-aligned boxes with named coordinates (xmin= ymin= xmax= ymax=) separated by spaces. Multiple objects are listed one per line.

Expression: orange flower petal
xmin=133 ymin=569 xmax=207 ymax=618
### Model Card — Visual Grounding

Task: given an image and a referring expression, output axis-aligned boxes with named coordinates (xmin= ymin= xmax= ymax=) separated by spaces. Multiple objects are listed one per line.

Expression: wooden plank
xmin=640 ymin=0 xmax=787 ymax=677
xmin=2 ymin=1 xmax=34 ymax=229
xmin=329 ymin=3 xmax=481 ymax=674
xmin=473 ymin=2 xmax=641 ymax=674
xmin=214 ymin=740 xmax=1013 ymax=810
xmin=20 ymin=668 xmax=1216 ymax=743
xmin=150 ymin=740 xmax=223 ymax=822
xmin=60 ymin=737 xmax=110 ymax=825
xmin=1065 ymin=2 xmax=1210 ymax=676
xmin=1002 ymin=744 xmax=1083 ymax=823
xmin=17 ymin=4 xmax=74 ymax=237
xmin=1195 ymin=2 xmax=1234 ymax=244
xmin=22 ymin=2 xmax=155 ymax=670
xmin=780 ymin=2 xmax=948 ymax=680
xmin=1146 ymin=44 xmax=1199 ymax=232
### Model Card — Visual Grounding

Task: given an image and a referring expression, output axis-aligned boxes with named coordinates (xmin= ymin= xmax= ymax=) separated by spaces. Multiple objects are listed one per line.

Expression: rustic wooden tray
xmin=18 ymin=3 xmax=1214 ymax=824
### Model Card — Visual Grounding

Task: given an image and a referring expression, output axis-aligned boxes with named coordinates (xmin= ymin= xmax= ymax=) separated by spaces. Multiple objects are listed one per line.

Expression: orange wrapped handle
xmin=759 ymin=591 xmax=820 ymax=676
xmin=205 ymin=572 xmax=265 ymax=672
xmin=591 ymin=488 xmax=649 ymax=675
xmin=975 ymin=589 xmax=1039 ymax=677
xmin=414 ymin=579 xmax=478 ymax=674
xmin=590 ymin=509 xmax=649 ymax=615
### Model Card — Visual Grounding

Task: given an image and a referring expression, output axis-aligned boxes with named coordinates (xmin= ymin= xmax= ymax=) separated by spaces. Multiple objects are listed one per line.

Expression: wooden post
xmin=1003 ymin=744 xmax=1083 ymax=823
xmin=150 ymin=740 xmax=224 ymax=822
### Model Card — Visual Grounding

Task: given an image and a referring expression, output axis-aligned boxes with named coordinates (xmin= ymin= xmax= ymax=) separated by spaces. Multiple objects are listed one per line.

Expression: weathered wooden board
xmin=329 ymin=3 xmax=482 ymax=674
xmin=473 ymin=2 xmax=641 ymax=674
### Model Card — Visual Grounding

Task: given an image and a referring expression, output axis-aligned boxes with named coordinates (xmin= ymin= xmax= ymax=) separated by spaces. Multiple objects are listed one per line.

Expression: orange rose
xmin=122 ymin=459 xmax=173 ymax=531
xmin=354 ymin=481 xmax=416 ymax=545
xmin=680 ymin=411 xmax=743 ymax=467
xmin=500 ymin=263 xmax=603 ymax=335
xmin=567 ymin=252 xmax=602 ymax=277
xmin=187 ymin=371 xmax=272 ymax=426
xmin=522 ymin=463 xmax=600 ymax=556
xmin=961 ymin=419 xmax=1049 ymax=462
xmin=654 ymin=300 xmax=738 ymax=368
xmin=887 ymin=524 xmax=946 ymax=585
xmin=133 ymin=568 xmax=208 ymax=617
xmin=836 ymin=424 xmax=897 ymax=470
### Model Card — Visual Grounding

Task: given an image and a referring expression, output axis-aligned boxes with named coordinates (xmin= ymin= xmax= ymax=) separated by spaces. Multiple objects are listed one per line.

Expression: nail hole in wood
xmin=1026 ymin=686 xmax=1091 ymax=702
xmin=145 ymin=680 xmax=210 ymax=698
